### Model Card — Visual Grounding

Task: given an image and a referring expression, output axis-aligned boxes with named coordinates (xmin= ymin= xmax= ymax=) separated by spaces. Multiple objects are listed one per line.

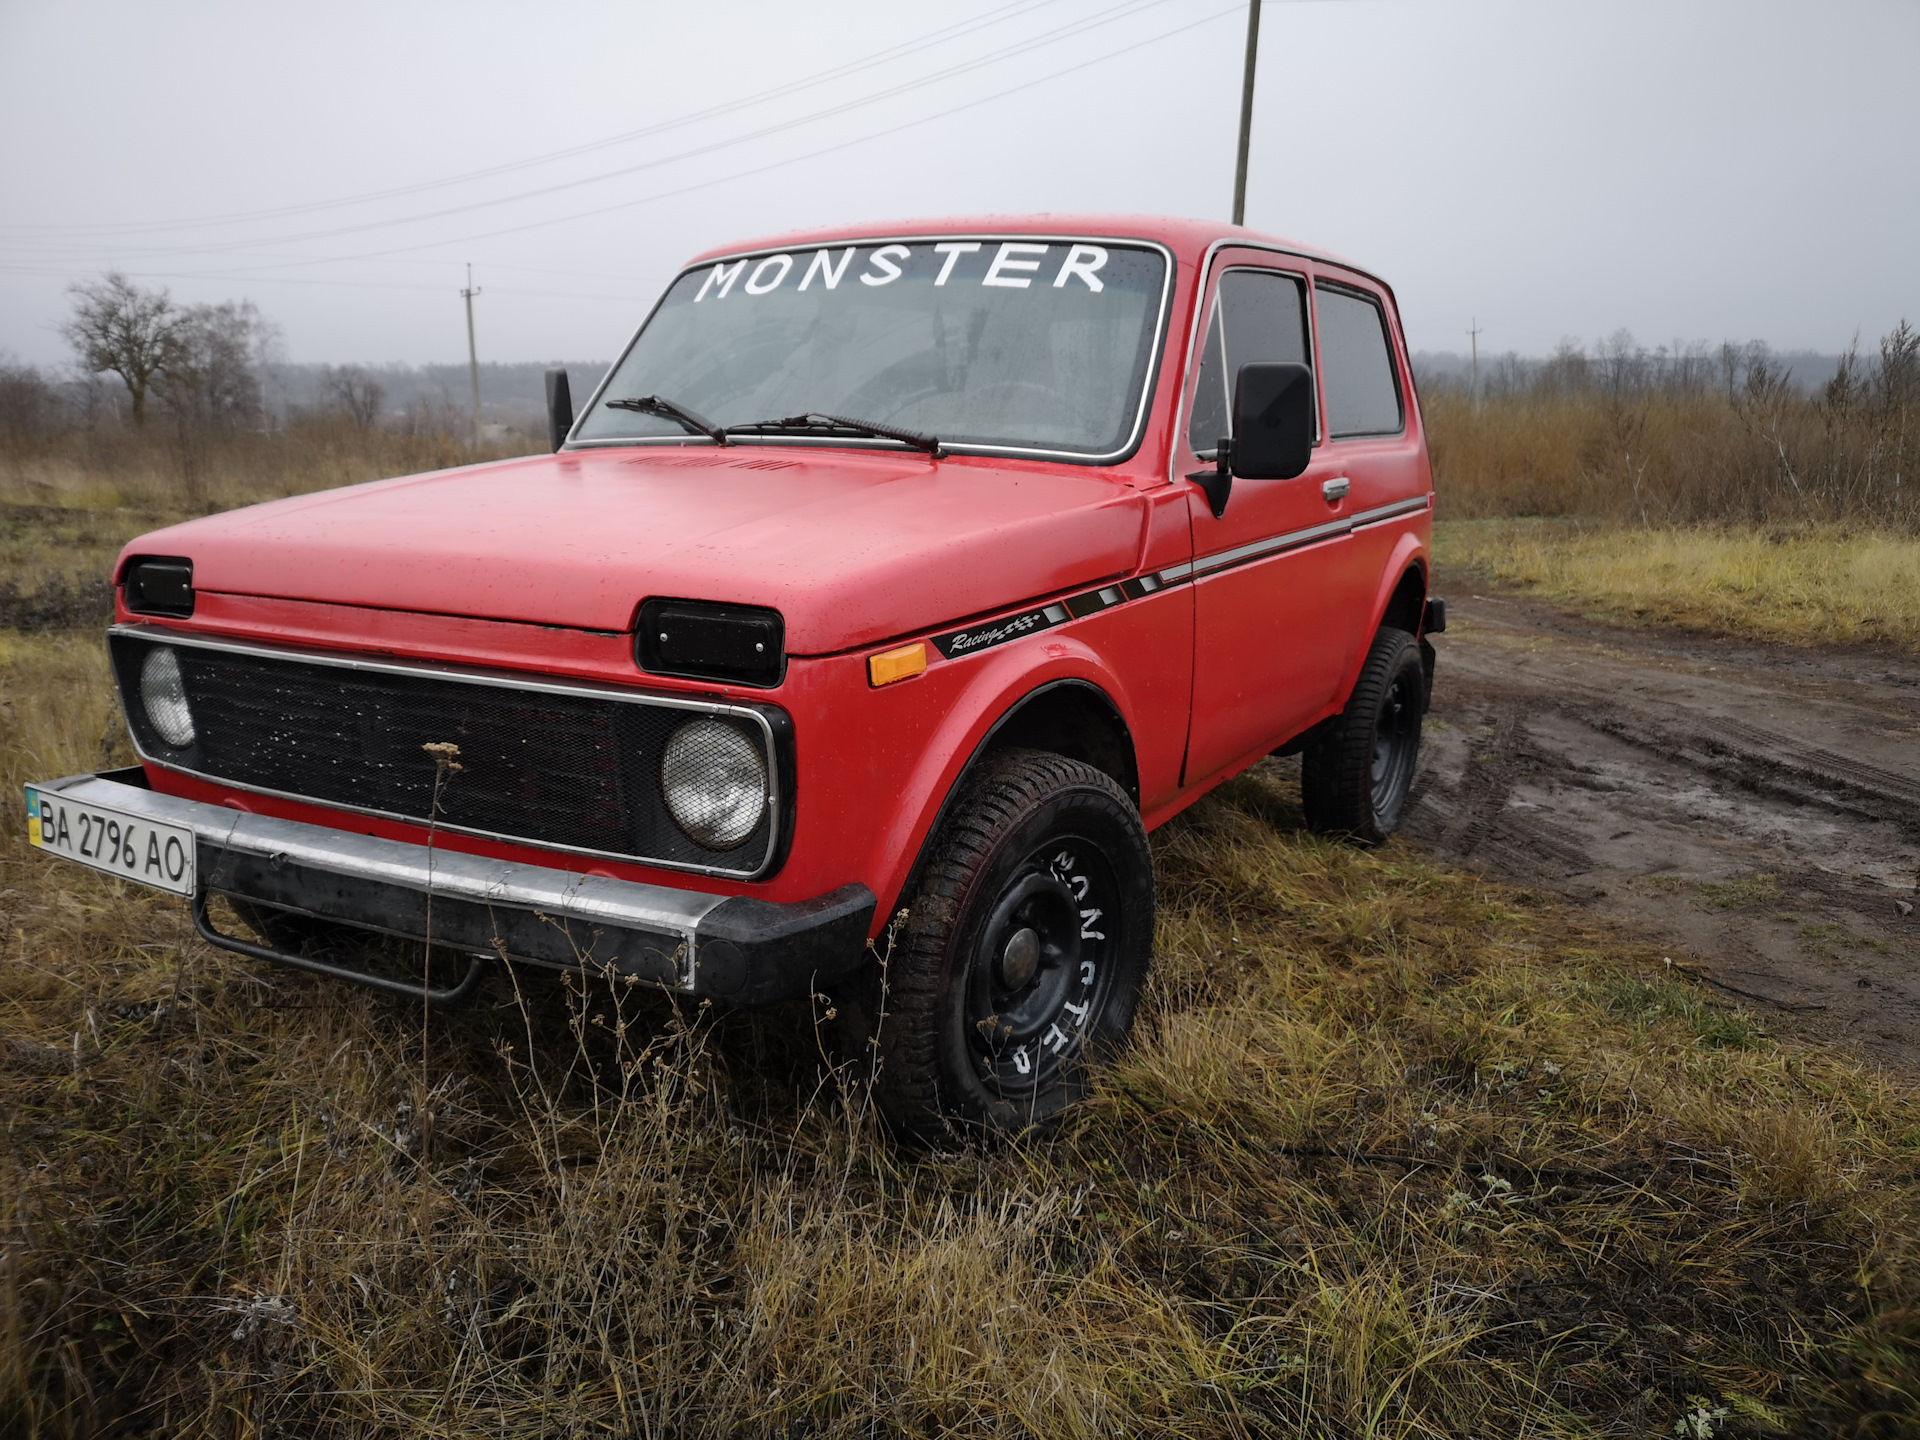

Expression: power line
xmin=0 ymin=251 xmax=654 ymax=288
xmin=0 ymin=260 xmax=654 ymax=301
xmin=2 ymin=0 xmax=1242 ymax=305
xmin=0 ymin=0 xmax=1175 ymax=260
xmin=0 ymin=0 xmax=1066 ymax=240
xmin=95 ymin=1 xmax=1246 ymax=286
xmin=8 ymin=0 xmax=1179 ymax=266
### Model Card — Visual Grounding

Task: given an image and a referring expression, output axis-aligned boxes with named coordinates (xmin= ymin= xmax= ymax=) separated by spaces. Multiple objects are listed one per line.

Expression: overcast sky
xmin=1 ymin=0 xmax=1914 ymax=368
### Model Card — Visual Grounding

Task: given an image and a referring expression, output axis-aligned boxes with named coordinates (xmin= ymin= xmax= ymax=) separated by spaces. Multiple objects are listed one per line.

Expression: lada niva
xmin=27 ymin=215 xmax=1442 ymax=1138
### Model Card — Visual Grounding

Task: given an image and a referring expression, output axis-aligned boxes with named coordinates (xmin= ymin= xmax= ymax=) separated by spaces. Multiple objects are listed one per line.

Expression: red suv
xmin=28 ymin=216 xmax=1441 ymax=1138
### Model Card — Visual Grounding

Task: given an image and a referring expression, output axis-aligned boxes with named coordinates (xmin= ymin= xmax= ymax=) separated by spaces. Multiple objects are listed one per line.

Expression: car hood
xmin=121 ymin=447 xmax=1153 ymax=654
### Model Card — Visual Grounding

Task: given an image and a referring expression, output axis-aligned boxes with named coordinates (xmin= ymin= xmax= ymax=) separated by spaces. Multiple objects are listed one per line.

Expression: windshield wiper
xmin=603 ymin=393 xmax=727 ymax=445
xmin=725 ymin=412 xmax=943 ymax=458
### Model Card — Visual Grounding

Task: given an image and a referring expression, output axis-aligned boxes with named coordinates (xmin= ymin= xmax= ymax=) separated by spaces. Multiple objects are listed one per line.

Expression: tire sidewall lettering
xmin=946 ymin=788 xmax=1146 ymax=1112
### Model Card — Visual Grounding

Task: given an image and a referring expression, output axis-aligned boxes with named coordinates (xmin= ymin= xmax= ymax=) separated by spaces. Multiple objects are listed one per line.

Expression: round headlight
xmin=139 ymin=646 xmax=196 ymax=748
xmin=660 ymin=718 xmax=767 ymax=849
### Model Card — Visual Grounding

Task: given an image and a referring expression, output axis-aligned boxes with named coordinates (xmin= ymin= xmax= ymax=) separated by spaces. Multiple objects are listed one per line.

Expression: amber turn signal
xmin=868 ymin=642 xmax=927 ymax=687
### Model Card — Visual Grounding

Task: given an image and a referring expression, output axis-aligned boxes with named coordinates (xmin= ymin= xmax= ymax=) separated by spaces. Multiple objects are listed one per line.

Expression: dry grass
xmin=5 ymin=619 xmax=1920 ymax=1435
xmin=1421 ymin=336 xmax=1918 ymax=533
xmin=0 ymin=418 xmax=537 ymax=634
xmin=1420 ymin=343 xmax=1920 ymax=655
xmin=2 ymin=399 xmax=1918 ymax=1433
xmin=1434 ymin=518 xmax=1920 ymax=655
xmin=1 ymin=412 xmax=535 ymax=516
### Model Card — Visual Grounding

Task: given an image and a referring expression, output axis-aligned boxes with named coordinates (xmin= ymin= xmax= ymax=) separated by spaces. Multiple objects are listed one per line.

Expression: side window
xmin=1314 ymin=283 xmax=1403 ymax=437
xmin=1187 ymin=268 xmax=1309 ymax=455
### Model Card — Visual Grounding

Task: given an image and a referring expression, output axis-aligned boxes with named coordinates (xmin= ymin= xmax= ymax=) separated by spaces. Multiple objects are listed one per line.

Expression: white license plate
xmin=26 ymin=786 xmax=197 ymax=896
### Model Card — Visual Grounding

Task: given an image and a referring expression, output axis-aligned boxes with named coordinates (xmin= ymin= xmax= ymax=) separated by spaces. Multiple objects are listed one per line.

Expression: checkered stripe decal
xmin=927 ymin=494 xmax=1429 ymax=661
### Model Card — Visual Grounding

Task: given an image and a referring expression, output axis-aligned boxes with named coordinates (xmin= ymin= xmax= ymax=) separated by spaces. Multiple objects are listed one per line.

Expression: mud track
xmin=1402 ymin=586 xmax=1920 ymax=1070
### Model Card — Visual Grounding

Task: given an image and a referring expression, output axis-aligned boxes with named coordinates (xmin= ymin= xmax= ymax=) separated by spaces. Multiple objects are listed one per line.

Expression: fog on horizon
xmin=2 ymin=0 xmax=1914 ymax=370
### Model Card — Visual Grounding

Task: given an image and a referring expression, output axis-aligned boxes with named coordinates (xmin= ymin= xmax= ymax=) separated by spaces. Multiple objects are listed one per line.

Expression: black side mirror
xmin=545 ymin=367 xmax=574 ymax=453
xmin=1184 ymin=361 xmax=1316 ymax=518
xmin=1230 ymin=361 xmax=1314 ymax=480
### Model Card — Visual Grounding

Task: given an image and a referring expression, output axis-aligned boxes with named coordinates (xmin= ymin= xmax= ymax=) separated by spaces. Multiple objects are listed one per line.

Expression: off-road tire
xmin=1302 ymin=625 xmax=1425 ymax=844
xmin=857 ymin=748 xmax=1154 ymax=1143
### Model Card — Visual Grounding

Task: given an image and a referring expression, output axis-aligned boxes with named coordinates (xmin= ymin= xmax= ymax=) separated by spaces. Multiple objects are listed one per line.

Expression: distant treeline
xmin=8 ymin=268 xmax=1914 ymax=531
xmin=1413 ymin=334 xmax=1847 ymax=399
xmin=1422 ymin=323 xmax=1920 ymax=531
xmin=0 ymin=276 xmax=557 ymax=506
xmin=1 ymin=357 xmax=610 ymax=439
xmin=260 ymin=360 xmax=612 ymax=431
xmin=2 ymin=269 xmax=610 ymax=446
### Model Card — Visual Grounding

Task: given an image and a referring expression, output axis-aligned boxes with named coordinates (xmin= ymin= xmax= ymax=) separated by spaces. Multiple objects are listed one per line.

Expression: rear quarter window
xmin=1315 ymin=283 xmax=1403 ymax=438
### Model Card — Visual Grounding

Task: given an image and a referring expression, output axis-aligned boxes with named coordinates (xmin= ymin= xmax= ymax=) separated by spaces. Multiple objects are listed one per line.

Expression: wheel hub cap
xmin=966 ymin=853 xmax=1114 ymax=1095
xmin=999 ymin=926 xmax=1041 ymax=989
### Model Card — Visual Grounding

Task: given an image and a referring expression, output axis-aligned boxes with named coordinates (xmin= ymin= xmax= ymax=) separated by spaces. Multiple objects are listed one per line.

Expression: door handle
xmin=1322 ymin=477 xmax=1351 ymax=502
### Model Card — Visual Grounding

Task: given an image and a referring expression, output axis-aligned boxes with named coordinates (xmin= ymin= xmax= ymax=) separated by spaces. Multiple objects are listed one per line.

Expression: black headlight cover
xmin=124 ymin=557 xmax=195 ymax=618
xmin=637 ymin=599 xmax=784 ymax=687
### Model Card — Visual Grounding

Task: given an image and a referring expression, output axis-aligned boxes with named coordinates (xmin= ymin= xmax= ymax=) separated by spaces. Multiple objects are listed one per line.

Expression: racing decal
xmin=928 ymin=573 xmax=1172 ymax=660
xmin=921 ymin=495 xmax=1427 ymax=662
xmin=931 ymin=603 xmax=1071 ymax=659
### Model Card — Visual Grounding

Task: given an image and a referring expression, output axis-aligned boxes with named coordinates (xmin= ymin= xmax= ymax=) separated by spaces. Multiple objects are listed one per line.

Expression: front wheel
xmin=1302 ymin=625 xmax=1426 ymax=844
xmin=859 ymin=749 xmax=1154 ymax=1143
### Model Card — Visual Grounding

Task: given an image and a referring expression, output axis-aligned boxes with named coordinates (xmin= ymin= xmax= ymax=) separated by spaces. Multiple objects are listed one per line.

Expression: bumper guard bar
xmin=35 ymin=770 xmax=875 ymax=1007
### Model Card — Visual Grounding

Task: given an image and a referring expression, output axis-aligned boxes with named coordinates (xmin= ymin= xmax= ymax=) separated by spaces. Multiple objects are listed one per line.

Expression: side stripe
xmin=927 ymin=492 xmax=1431 ymax=660
xmin=1174 ymin=493 xmax=1431 ymax=584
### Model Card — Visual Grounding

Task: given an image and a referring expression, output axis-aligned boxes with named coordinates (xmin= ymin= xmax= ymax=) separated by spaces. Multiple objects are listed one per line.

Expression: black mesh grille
xmin=111 ymin=634 xmax=777 ymax=873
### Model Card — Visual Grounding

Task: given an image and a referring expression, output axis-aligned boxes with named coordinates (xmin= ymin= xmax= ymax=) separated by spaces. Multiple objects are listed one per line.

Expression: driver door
xmin=1180 ymin=258 xmax=1368 ymax=785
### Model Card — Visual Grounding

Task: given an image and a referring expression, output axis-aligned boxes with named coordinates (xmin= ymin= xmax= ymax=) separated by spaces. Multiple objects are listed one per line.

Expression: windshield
xmin=574 ymin=238 xmax=1168 ymax=458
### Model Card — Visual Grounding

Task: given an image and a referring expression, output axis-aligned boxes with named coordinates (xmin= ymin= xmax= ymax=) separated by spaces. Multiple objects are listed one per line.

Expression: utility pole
xmin=1231 ymin=0 xmax=1261 ymax=226
xmin=1468 ymin=317 xmax=1482 ymax=410
xmin=461 ymin=263 xmax=483 ymax=446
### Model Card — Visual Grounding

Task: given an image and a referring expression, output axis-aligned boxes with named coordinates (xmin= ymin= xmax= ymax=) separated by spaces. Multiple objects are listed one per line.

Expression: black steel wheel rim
xmin=965 ymin=835 xmax=1119 ymax=1097
xmin=1370 ymin=666 xmax=1421 ymax=822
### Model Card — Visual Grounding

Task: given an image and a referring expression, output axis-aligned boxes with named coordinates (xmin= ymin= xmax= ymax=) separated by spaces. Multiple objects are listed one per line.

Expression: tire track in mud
xmin=1407 ymin=701 xmax=1600 ymax=885
xmin=1402 ymin=588 xmax=1920 ymax=1069
xmin=1406 ymin=700 xmax=1531 ymax=857
xmin=1583 ymin=710 xmax=1920 ymax=835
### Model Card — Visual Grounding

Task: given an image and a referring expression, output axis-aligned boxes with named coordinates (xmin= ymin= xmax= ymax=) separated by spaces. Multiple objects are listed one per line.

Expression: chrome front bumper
xmin=32 ymin=769 xmax=874 ymax=1006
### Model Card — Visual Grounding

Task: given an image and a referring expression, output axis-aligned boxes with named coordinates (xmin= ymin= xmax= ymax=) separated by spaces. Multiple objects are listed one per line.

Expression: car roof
xmin=682 ymin=214 xmax=1386 ymax=290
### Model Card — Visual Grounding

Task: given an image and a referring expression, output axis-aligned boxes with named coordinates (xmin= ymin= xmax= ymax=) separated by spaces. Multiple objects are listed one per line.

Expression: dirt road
xmin=1403 ymin=584 xmax=1920 ymax=1069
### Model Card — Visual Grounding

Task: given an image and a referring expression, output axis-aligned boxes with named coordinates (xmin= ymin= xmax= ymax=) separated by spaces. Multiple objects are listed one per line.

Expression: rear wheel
xmin=1302 ymin=625 xmax=1425 ymax=844
xmin=857 ymin=749 xmax=1154 ymax=1143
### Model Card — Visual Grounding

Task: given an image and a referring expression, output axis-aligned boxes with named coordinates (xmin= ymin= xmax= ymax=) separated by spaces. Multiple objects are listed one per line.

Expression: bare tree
xmin=322 ymin=365 xmax=386 ymax=428
xmin=1877 ymin=319 xmax=1918 ymax=407
xmin=1539 ymin=340 xmax=1592 ymax=396
xmin=1596 ymin=329 xmax=1649 ymax=397
xmin=1824 ymin=334 xmax=1866 ymax=412
xmin=0 ymin=358 xmax=59 ymax=453
xmin=156 ymin=300 xmax=280 ymax=428
xmin=60 ymin=272 xmax=185 ymax=424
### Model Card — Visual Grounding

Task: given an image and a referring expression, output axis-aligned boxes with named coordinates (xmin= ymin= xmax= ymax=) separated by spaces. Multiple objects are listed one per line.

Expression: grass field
xmin=1418 ymin=335 xmax=1920 ymax=656
xmin=4 ymin=414 xmax=1920 ymax=1433
xmin=1433 ymin=518 xmax=1920 ymax=656
xmin=4 ymin=612 xmax=1919 ymax=1436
